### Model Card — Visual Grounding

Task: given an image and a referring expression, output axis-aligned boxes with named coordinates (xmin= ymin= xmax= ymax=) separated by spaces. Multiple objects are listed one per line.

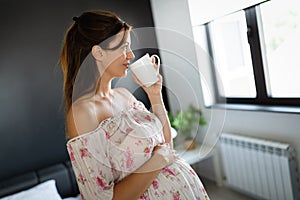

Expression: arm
xmin=132 ymin=65 xmax=173 ymax=147
xmin=148 ymin=93 xmax=172 ymax=145
xmin=119 ymin=82 xmax=173 ymax=146
xmin=112 ymin=144 xmax=177 ymax=200
xmin=112 ymin=159 xmax=160 ymax=200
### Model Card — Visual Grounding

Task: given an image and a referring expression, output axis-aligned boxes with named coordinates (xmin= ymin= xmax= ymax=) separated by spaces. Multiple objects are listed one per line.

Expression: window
xmin=194 ymin=0 xmax=300 ymax=107
xmin=209 ymin=11 xmax=256 ymax=98
xmin=260 ymin=0 xmax=300 ymax=98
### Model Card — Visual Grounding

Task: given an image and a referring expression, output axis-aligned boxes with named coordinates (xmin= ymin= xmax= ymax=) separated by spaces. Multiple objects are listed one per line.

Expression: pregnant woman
xmin=60 ymin=10 xmax=209 ymax=200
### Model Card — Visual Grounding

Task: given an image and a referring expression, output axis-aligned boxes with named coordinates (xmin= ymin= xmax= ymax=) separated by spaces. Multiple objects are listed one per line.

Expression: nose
xmin=126 ymin=49 xmax=135 ymax=61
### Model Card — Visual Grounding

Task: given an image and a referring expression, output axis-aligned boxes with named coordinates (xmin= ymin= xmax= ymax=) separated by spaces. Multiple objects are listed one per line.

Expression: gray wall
xmin=0 ymin=0 xmax=157 ymax=180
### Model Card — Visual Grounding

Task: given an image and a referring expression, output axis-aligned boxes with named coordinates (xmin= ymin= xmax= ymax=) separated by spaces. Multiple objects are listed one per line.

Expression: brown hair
xmin=60 ymin=10 xmax=131 ymax=111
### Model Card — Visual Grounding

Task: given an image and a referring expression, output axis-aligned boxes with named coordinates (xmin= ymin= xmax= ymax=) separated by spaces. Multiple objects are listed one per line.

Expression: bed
xmin=0 ymin=160 xmax=80 ymax=200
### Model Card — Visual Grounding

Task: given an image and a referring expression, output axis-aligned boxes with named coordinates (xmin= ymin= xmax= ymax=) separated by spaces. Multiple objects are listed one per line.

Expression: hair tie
xmin=117 ymin=19 xmax=125 ymax=27
xmin=120 ymin=20 xmax=125 ymax=27
xmin=121 ymin=21 xmax=125 ymax=27
xmin=72 ymin=16 xmax=79 ymax=22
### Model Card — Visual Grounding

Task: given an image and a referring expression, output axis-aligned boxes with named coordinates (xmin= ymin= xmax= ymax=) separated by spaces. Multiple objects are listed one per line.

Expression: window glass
xmin=209 ymin=11 xmax=256 ymax=98
xmin=193 ymin=25 xmax=215 ymax=106
xmin=260 ymin=0 xmax=300 ymax=97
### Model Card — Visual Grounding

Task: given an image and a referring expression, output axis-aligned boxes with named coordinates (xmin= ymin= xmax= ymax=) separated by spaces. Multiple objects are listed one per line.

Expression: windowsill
xmin=208 ymin=103 xmax=300 ymax=114
xmin=175 ymin=145 xmax=212 ymax=165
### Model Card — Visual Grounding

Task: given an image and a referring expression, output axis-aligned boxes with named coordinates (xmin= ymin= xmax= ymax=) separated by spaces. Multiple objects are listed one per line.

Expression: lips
xmin=123 ymin=63 xmax=129 ymax=69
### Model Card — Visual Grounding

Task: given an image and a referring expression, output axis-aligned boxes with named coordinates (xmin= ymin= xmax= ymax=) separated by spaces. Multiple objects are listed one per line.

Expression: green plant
xmin=168 ymin=105 xmax=206 ymax=140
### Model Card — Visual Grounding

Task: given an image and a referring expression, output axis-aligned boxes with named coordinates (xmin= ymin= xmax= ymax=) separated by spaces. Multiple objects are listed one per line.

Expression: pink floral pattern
xmin=125 ymin=147 xmax=134 ymax=170
xmin=80 ymin=148 xmax=89 ymax=158
xmin=67 ymin=101 xmax=209 ymax=200
xmin=96 ymin=176 xmax=109 ymax=190
xmin=152 ymin=180 xmax=159 ymax=190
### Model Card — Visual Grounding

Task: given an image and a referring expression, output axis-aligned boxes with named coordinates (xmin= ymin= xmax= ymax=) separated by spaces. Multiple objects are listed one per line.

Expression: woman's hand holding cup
xmin=131 ymin=53 xmax=162 ymax=96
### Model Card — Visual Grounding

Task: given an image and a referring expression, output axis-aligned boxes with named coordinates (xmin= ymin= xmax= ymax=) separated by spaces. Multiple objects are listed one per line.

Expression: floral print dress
xmin=67 ymin=101 xmax=209 ymax=200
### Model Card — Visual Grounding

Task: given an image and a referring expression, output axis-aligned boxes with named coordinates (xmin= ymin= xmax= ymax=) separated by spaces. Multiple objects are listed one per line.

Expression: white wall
xmin=150 ymin=0 xmax=204 ymax=113
xmin=188 ymin=0 xmax=267 ymax=25
xmin=150 ymin=0 xmax=300 ymax=182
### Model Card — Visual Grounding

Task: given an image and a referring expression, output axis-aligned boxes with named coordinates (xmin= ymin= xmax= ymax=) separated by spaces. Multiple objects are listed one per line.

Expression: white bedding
xmin=63 ymin=195 xmax=81 ymax=200
xmin=0 ymin=179 xmax=81 ymax=200
xmin=0 ymin=180 xmax=61 ymax=200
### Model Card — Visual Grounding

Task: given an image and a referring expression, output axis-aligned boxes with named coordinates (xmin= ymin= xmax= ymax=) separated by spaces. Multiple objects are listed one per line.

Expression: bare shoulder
xmin=66 ymin=88 xmax=137 ymax=140
xmin=66 ymin=99 xmax=100 ymax=140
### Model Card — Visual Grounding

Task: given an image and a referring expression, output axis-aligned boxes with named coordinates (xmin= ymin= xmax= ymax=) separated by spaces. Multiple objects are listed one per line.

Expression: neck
xmin=95 ymin=75 xmax=113 ymax=97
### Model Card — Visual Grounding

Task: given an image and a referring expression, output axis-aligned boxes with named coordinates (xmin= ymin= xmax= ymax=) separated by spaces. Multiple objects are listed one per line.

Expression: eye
xmin=122 ymin=45 xmax=129 ymax=51
xmin=121 ymin=43 xmax=131 ymax=52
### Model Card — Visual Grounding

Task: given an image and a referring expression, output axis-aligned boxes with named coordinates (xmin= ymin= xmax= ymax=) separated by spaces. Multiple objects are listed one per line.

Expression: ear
xmin=91 ymin=45 xmax=104 ymax=61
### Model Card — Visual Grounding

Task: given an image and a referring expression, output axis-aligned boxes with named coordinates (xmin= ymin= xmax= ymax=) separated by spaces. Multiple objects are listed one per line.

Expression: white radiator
xmin=220 ymin=133 xmax=300 ymax=200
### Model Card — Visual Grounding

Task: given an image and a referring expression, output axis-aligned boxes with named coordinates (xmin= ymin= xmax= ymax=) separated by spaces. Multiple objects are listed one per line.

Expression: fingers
xmin=153 ymin=62 xmax=160 ymax=72
xmin=151 ymin=56 xmax=160 ymax=72
xmin=151 ymin=56 xmax=155 ymax=63
xmin=157 ymin=74 xmax=162 ymax=83
xmin=154 ymin=143 xmax=178 ymax=166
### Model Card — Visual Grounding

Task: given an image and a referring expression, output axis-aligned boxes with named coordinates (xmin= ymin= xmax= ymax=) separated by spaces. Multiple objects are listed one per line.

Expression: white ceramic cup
xmin=130 ymin=53 xmax=160 ymax=87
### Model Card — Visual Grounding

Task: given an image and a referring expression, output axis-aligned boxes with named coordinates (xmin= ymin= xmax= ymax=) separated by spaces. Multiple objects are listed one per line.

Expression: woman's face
xmin=101 ymin=30 xmax=135 ymax=79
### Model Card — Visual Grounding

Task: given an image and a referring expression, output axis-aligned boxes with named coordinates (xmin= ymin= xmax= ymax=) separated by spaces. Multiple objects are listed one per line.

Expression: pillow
xmin=0 ymin=180 xmax=61 ymax=200
xmin=63 ymin=194 xmax=82 ymax=200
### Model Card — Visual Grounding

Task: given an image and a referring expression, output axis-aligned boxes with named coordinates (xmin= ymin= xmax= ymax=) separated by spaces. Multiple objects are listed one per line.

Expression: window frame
xmin=205 ymin=5 xmax=300 ymax=107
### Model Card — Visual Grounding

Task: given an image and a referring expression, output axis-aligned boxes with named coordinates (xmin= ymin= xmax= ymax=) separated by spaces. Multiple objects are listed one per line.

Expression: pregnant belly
xmin=141 ymin=158 xmax=207 ymax=199
xmin=156 ymin=159 xmax=200 ymax=191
